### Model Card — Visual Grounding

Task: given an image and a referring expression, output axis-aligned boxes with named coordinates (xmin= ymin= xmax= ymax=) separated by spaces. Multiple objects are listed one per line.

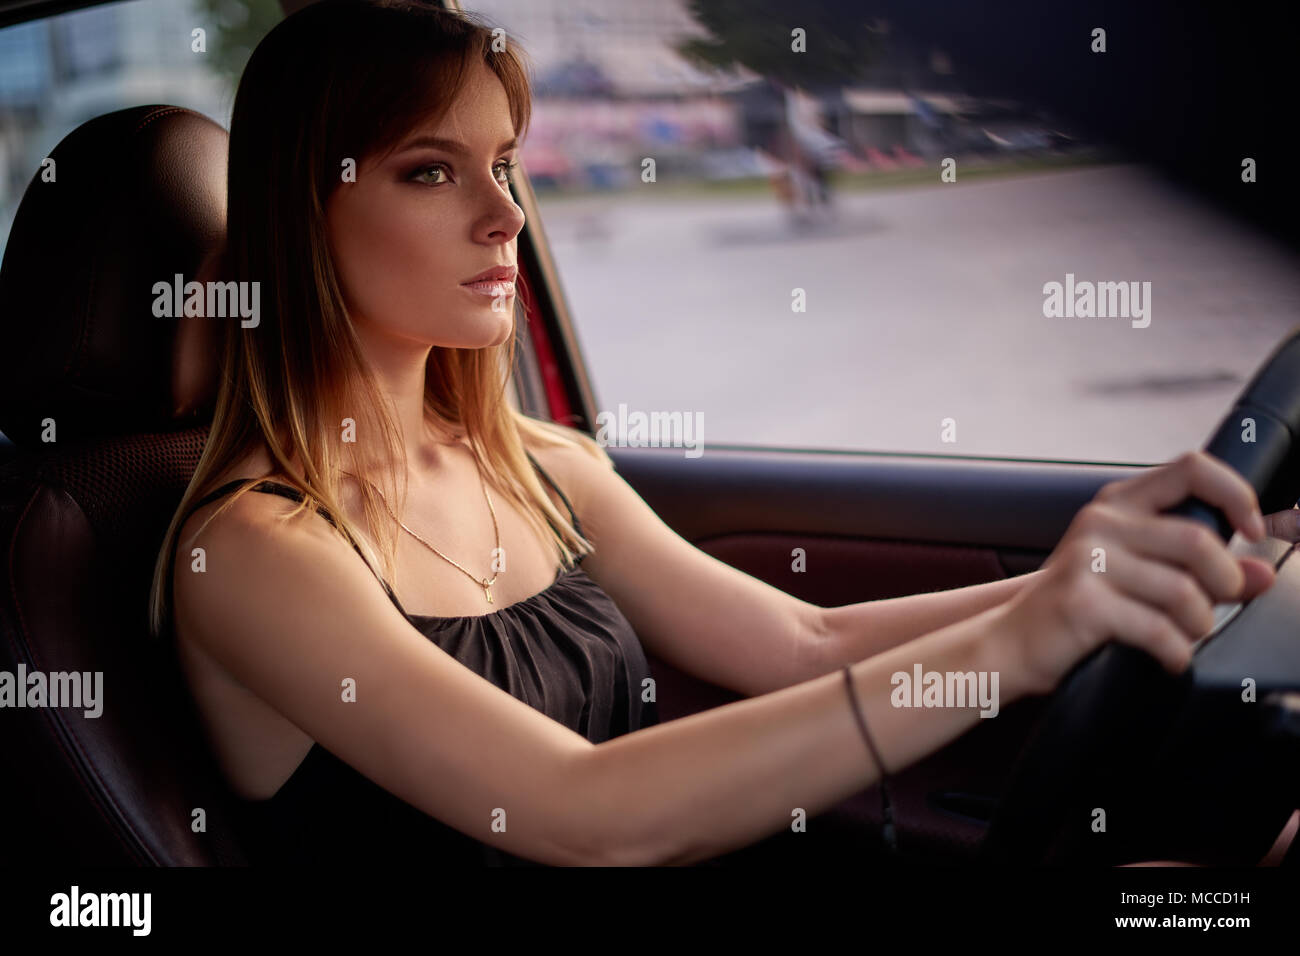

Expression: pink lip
xmin=461 ymin=279 xmax=515 ymax=298
xmin=460 ymin=265 xmax=518 ymax=285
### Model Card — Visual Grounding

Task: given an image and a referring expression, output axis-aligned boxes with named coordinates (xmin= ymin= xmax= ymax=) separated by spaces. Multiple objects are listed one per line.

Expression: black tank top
xmin=171 ymin=451 xmax=660 ymax=866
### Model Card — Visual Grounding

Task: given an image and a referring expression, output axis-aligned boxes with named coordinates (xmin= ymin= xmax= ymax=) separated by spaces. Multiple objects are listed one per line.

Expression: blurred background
xmin=1 ymin=0 xmax=1297 ymax=464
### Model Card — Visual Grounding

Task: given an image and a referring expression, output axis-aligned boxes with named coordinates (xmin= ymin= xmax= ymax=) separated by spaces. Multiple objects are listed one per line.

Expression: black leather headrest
xmin=0 ymin=105 xmax=227 ymax=450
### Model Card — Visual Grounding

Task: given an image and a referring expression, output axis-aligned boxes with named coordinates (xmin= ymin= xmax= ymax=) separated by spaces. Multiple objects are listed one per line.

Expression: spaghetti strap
xmin=177 ymin=478 xmax=410 ymax=619
xmin=524 ymin=450 xmax=583 ymax=537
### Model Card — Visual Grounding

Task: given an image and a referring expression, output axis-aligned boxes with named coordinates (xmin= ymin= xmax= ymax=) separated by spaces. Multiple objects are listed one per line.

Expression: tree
xmin=675 ymin=0 xmax=883 ymax=91
xmin=195 ymin=0 xmax=285 ymax=89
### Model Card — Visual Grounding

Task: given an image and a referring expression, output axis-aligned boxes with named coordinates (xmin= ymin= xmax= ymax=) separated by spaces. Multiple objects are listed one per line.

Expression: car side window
xmin=0 ymin=0 xmax=282 ymax=268
xmin=458 ymin=0 xmax=1300 ymax=466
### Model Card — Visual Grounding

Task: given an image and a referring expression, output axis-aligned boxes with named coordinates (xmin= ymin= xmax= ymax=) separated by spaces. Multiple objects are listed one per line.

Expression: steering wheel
xmin=980 ymin=326 xmax=1300 ymax=864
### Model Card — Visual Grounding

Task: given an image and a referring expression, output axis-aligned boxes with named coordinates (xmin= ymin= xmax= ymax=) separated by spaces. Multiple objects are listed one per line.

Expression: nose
xmin=474 ymin=181 xmax=526 ymax=245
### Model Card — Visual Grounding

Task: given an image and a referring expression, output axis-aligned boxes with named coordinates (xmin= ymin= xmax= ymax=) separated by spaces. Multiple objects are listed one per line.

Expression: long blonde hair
xmin=148 ymin=0 xmax=609 ymax=639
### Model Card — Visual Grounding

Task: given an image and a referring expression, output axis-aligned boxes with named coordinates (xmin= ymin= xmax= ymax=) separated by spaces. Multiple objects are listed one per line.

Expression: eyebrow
xmin=392 ymin=135 xmax=518 ymax=157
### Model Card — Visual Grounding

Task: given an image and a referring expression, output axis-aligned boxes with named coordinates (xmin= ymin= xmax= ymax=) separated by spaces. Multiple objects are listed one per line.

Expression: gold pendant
xmin=483 ymin=579 xmax=493 ymax=604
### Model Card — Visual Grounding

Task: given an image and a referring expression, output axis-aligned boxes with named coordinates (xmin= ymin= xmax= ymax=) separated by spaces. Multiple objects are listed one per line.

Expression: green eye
xmin=412 ymin=164 xmax=449 ymax=185
xmin=410 ymin=160 xmax=517 ymax=187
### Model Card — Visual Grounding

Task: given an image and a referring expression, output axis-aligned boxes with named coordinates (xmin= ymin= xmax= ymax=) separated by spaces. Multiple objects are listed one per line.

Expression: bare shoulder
xmin=520 ymin=425 xmax=616 ymax=521
xmin=171 ymin=473 xmax=350 ymax=662
xmin=178 ymin=455 xmax=329 ymax=560
xmin=177 ymin=471 xmax=328 ymax=553
xmin=171 ymin=444 xmax=371 ymax=645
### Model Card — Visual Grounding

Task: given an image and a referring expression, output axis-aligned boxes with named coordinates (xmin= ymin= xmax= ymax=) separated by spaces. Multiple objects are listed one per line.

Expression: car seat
xmin=0 ymin=105 xmax=248 ymax=865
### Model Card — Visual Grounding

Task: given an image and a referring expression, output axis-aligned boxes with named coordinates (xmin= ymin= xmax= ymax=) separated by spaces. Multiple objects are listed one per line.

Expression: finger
xmin=1101 ymin=585 xmax=1196 ymax=675
xmin=1084 ymin=504 xmax=1247 ymax=603
xmin=1108 ymin=451 xmax=1265 ymax=543
xmin=1238 ymin=556 xmax=1277 ymax=602
xmin=1264 ymin=507 xmax=1300 ymax=542
xmin=1101 ymin=544 xmax=1216 ymax=641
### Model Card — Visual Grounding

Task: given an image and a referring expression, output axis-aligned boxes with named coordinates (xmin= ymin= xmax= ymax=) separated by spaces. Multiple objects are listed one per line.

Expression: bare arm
xmin=809 ymin=569 xmax=1045 ymax=670
xmin=177 ymin=487 xmax=1031 ymax=867
xmin=562 ymin=446 xmax=830 ymax=697
xmin=581 ymin=601 xmax=1024 ymax=865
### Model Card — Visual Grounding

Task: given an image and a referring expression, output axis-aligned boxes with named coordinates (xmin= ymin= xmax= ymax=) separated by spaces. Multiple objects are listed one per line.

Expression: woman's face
xmin=326 ymin=61 xmax=526 ymax=351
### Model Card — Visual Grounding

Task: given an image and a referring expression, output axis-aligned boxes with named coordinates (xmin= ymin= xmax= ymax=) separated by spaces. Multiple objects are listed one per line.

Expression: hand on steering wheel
xmin=999 ymin=450 xmax=1278 ymax=699
xmin=982 ymin=328 xmax=1300 ymax=864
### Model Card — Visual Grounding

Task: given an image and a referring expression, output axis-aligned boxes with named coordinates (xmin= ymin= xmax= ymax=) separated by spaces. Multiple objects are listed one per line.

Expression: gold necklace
xmin=345 ymin=455 xmax=502 ymax=604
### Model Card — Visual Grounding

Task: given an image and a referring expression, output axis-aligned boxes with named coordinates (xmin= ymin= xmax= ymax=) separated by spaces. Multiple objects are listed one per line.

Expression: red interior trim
xmin=520 ymin=269 xmax=575 ymax=425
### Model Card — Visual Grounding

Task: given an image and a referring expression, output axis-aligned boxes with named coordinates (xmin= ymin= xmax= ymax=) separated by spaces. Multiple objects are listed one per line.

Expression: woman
xmin=148 ymin=0 xmax=1298 ymax=866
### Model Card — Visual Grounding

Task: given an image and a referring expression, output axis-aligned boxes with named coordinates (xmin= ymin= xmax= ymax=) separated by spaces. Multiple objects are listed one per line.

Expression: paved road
xmin=539 ymin=164 xmax=1300 ymax=464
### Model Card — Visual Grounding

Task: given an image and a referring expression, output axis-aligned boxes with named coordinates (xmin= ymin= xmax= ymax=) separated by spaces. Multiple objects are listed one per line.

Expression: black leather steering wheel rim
xmin=980 ymin=326 xmax=1300 ymax=864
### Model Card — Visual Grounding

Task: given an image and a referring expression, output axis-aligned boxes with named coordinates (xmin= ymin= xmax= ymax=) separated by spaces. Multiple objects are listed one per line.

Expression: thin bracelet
xmin=843 ymin=665 xmax=899 ymax=855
